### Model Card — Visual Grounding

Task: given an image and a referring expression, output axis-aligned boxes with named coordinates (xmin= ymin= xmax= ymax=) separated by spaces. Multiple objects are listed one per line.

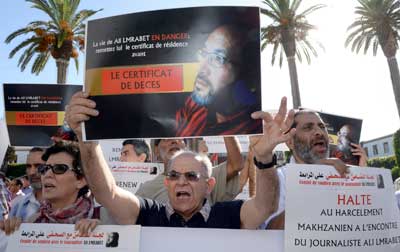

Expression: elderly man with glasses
xmin=64 ymin=94 xmax=296 ymax=229
xmin=175 ymin=24 xmax=262 ymax=137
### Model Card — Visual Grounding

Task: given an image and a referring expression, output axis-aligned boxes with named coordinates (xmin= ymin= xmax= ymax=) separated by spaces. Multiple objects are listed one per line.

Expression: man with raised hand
xmin=264 ymin=110 xmax=356 ymax=229
xmin=65 ymin=93 xmax=295 ymax=228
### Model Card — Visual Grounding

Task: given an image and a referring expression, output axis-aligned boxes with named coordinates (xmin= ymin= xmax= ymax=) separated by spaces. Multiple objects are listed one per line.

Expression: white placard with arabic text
xmin=109 ymin=161 xmax=164 ymax=194
xmin=285 ymin=164 xmax=400 ymax=252
xmin=6 ymin=224 xmax=141 ymax=252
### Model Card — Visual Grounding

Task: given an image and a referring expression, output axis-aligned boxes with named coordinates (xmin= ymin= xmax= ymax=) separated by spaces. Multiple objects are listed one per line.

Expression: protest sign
xmin=3 ymin=225 xmax=283 ymax=252
xmin=83 ymin=6 xmax=262 ymax=140
xmin=6 ymin=224 xmax=141 ymax=252
xmin=205 ymin=136 xmax=249 ymax=153
xmin=3 ymin=84 xmax=81 ymax=147
xmin=316 ymin=111 xmax=363 ymax=165
xmin=109 ymin=161 xmax=164 ymax=194
xmin=285 ymin=164 xmax=400 ymax=252
xmin=100 ymin=139 xmax=125 ymax=162
xmin=100 ymin=139 xmax=152 ymax=163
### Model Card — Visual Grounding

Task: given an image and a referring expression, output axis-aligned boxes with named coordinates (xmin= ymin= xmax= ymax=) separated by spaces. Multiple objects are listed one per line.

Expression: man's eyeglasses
xmin=197 ymin=49 xmax=231 ymax=68
xmin=38 ymin=164 xmax=73 ymax=175
xmin=166 ymin=170 xmax=206 ymax=182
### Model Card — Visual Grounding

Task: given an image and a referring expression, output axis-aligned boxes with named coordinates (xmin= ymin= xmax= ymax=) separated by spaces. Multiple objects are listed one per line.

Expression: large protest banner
xmin=3 ymin=84 xmax=81 ymax=147
xmin=316 ymin=111 xmax=363 ymax=165
xmin=83 ymin=6 xmax=262 ymax=140
xmin=109 ymin=161 xmax=164 ymax=194
xmin=3 ymin=225 xmax=283 ymax=252
xmin=285 ymin=164 xmax=400 ymax=251
xmin=6 ymin=224 xmax=140 ymax=252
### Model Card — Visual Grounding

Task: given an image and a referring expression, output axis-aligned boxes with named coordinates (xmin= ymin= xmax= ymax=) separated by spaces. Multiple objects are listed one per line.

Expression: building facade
xmin=361 ymin=134 xmax=394 ymax=159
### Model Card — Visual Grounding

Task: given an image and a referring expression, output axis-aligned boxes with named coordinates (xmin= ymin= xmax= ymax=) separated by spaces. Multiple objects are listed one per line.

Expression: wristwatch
xmin=253 ymin=154 xmax=277 ymax=169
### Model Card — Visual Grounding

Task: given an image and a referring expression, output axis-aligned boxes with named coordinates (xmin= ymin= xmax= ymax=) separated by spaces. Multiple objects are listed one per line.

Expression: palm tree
xmin=261 ymin=0 xmax=325 ymax=108
xmin=346 ymin=0 xmax=400 ymax=118
xmin=5 ymin=0 xmax=101 ymax=84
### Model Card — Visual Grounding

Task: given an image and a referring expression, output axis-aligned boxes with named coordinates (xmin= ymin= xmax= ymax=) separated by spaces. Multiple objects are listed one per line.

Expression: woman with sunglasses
xmin=0 ymin=143 xmax=112 ymax=235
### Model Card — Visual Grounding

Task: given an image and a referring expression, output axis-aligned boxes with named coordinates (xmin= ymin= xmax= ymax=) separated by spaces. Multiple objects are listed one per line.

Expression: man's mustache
xmin=196 ymin=73 xmax=212 ymax=88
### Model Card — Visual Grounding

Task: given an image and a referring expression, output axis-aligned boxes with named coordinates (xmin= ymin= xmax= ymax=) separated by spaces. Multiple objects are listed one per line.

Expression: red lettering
xmin=337 ymin=194 xmax=372 ymax=205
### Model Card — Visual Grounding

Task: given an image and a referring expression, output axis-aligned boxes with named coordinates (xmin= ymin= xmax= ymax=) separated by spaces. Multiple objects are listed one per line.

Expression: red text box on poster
xmin=15 ymin=112 xmax=58 ymax=126
xmin=101 ymin=65 xmax=183 ymax=95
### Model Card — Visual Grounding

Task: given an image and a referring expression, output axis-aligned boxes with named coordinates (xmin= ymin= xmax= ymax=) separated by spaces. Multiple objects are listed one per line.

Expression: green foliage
xmin=394 ymin=128 xmax=400 ymax=166
xmin=1 ymin=146 xmax=17 ymax=171
xmin=367 ymin=156 xmax=396 ymax=169
xmin=5 ymin=0 xmax=101 ymax=78
xmin=392 ymin=166 xmax=400 ymax=181
xmin=345 ymin=0 xmax=400 ymax=58
xmin=261 ymin=0 xmax=325 ymax=67
xmin=5 ymin=164 xmax=27 ymax=179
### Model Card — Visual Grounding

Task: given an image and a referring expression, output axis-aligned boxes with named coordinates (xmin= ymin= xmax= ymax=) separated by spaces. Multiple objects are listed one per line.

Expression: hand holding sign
xmin=65 ymin=91 xmax=99 ymax=141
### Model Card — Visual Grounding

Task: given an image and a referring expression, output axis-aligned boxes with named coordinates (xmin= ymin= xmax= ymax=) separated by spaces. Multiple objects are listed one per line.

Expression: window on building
xmin=373 ymin=145 xmax=378 ymax=155
xmin=383 ymin=142 xmax=389 ymax=154
xmin=364 ymin=147 xmax=369 ymax=157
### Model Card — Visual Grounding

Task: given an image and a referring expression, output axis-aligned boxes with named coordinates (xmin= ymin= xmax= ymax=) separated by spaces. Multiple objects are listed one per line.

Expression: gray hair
xmin=167 ymin=151 xmax=212 ymax=178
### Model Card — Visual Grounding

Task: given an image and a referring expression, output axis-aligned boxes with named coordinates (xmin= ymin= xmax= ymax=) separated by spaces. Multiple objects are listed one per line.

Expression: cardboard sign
xmin=317 ymin=111 xmax=363 ymax=165
xmin=109 ymin=161 xmax=164 ymax=194
xmin=285 ymin=164 xmax=400 ymax=252
xmin=3 ymin=84 xmax=81 ymax=147
xmin=83 ymin=6 xmax=262 ymax=140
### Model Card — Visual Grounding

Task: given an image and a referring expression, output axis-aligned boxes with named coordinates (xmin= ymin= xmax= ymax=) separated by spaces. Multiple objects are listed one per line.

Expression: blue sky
xmin=1 ymin=0 xmax=399 ymax=141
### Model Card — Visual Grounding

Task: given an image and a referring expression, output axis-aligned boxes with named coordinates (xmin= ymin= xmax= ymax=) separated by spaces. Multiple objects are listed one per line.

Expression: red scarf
xmin=33 ymin=195 xmax=94 ymax=224
xmin=176 ymin=96 xmax=262 ymax=137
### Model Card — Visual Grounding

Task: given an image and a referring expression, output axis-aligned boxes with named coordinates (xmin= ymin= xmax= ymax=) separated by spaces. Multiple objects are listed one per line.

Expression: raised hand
xmin=351 ymin=143 xmax=368 ymax=167
xmin=65 ymin=91 xmax=99 ymax=140
xmin=249 ymin=97 xmax=295 ymax=163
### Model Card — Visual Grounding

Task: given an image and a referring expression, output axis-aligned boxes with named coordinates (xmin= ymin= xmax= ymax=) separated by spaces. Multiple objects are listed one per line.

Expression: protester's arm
xmin=240 ymin=97 xmax=295 ymax=229
xmin=351 ymin=143 xmax=368 ymax=167
xmin=66 ymin=91 xmax=140 ymax=225
xmin=224 ymin=136 xmax=243 ymax=181
xmin=239 ymin=149 xmax=256 ymax=197
xmin=239 ymin=152 xmax=249 ymax=192
xmin=247 ymin=150 xmax=257 ymax=197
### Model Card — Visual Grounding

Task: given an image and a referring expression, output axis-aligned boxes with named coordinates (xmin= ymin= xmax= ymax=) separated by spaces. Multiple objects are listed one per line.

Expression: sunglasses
xmin=38 ymin=164 xmax=73 ymax=175
xmin=166 ymin=170 xmax=205 ymax=182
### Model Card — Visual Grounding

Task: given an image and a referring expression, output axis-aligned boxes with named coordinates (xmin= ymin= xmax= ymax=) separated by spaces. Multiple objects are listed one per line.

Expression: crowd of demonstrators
xmin=61 ymin=95 xmax=298 ymax=229
xmin=120 ymin=139 xmax=151 ymax=163
xmin=0 ymin=90 xmax=386 ymax=238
